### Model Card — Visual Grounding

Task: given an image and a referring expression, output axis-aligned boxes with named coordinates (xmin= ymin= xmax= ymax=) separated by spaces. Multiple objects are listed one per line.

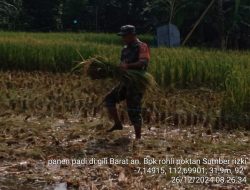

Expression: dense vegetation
xmin=0 ymin=1 xmax=249 ymax=189
xmin=0 ymin=32 xmax=249 ymax=127
xmin=1 ymin=0 xmax=250 ymax=49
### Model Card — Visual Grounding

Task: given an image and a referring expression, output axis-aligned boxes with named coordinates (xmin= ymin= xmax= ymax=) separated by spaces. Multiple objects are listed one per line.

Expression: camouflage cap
xmin=117 ymin=25 xmax=136 ymax=36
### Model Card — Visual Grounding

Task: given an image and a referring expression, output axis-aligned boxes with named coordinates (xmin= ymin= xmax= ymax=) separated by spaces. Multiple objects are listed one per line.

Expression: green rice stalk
xmin=71 ymin=56 xmax=158 ymax=93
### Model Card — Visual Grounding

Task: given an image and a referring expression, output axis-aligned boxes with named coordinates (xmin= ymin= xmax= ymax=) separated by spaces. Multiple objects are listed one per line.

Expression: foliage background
xmin=0 ymin=0 xmax=250 ymax=49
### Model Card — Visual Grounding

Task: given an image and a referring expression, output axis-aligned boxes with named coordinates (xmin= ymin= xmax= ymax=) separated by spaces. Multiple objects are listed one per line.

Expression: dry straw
xmin=71 ymin=56 xmax=159 ymax=94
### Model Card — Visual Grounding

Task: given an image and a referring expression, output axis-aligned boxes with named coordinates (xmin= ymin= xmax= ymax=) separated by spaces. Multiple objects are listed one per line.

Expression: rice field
xmin=0 ymin=32 xmax=249 ymax=189
xmin=0 ymin=71 xmax=249 ymax=189
xmin=0 ymin=32 xmax=249 ymax=127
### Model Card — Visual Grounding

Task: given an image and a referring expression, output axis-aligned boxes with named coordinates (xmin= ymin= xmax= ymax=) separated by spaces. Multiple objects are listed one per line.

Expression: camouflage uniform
xmin=105 ymin=38 xmax=150 ymax=126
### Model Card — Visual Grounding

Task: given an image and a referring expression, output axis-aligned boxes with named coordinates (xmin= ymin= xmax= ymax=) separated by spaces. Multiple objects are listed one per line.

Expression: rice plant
xmin=71 ymin=56 xmax=158 ymax=93
xmin=0 ymin=32 xmax=249 ymax=128
xmin=221 ymin=69 xmax=250 ymax=128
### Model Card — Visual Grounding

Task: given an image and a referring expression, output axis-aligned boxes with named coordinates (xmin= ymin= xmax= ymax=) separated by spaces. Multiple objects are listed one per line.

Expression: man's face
xmin=122 ymin=34 xmax=136 ymax=45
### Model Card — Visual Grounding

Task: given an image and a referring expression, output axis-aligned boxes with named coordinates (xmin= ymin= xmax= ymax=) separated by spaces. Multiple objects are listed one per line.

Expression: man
xmin=104 ymin=25 xmax=150 ymax=140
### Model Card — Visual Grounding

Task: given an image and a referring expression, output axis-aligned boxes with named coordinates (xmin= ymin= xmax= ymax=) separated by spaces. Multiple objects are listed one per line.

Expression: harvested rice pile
xmin=71 ymin=56 xmax=158 ymax=93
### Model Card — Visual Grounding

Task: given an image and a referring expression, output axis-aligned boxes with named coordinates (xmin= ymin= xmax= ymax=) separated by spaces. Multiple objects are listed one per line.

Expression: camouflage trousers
xmin=104 ymin=84 xmax=143 ymax=126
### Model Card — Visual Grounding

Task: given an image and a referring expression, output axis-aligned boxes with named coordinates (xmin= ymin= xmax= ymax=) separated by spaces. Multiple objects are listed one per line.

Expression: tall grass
xmin=0 ymin=32 xmax=153 ymax=46
xmin=0 ymin=32 xmax=249 ymax=127
xmin=221 ymin=69 xmax=250 ymax=128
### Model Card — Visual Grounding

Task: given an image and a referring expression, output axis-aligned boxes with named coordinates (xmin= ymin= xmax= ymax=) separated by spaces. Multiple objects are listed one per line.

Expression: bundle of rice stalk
xmin=71 ymin=56 xmax=158 ymax=93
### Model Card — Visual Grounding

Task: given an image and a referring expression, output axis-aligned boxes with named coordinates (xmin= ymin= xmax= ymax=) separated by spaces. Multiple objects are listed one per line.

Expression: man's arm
xmin=120 ymin=59 xmax=148 ymax=70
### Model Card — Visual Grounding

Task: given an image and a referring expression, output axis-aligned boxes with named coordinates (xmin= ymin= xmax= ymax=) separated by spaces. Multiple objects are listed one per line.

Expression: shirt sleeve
xmin=139 ymin=43 xmax=150 ymax=62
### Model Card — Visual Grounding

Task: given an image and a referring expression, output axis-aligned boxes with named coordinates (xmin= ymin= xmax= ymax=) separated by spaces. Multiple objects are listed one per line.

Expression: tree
xmin=62 ymin=0 xmax=88 ymax=31
xmin=22 ymin=0 xmax=63 ymax=31
xmin=213 ymin=0 xmax=250 ymax=49
xmin=0 ymin=0 xmax=22 ymax=30
xmin=224 ymin=0 xmax=250 ymax=49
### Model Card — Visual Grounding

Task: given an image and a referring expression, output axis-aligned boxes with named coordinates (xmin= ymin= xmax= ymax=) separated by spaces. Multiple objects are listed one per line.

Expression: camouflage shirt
xmin=121 ymin=38 xmax=150 ymax=71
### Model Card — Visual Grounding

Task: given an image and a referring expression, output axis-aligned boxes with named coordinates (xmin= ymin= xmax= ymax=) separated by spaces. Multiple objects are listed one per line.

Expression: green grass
xmin=0 ymin=32 xmax=249 ymax=127
xmin=0 ymin=31 xmax=154 ymax=46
